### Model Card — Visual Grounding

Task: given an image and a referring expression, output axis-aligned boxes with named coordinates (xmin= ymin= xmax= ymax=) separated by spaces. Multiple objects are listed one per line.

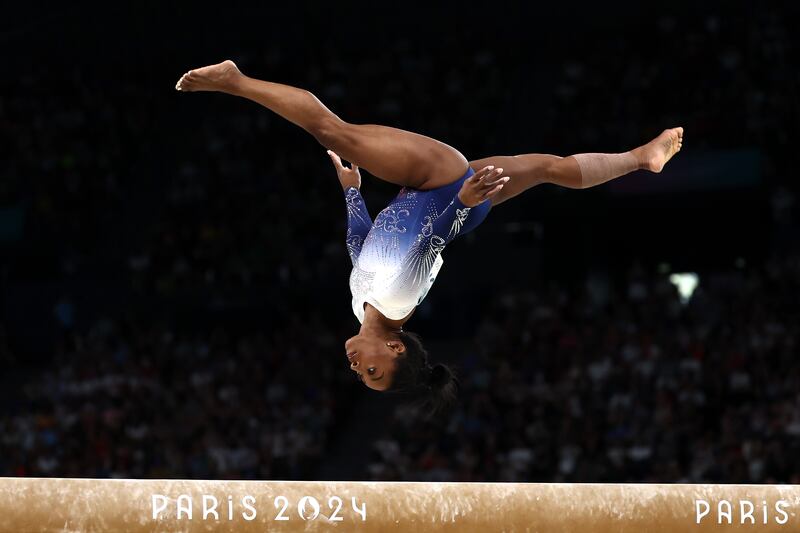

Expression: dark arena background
xmin=1 ymin=1 xmax=799 ymax=530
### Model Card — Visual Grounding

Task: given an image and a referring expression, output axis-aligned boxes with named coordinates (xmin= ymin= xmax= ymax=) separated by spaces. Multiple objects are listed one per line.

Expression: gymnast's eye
xmin=368 ymin=367 xmax=376 ymax=375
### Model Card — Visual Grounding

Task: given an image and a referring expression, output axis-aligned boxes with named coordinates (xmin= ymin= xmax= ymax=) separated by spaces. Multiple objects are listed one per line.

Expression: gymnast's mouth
xmin=347 ymin=352 xmax=357 ymax=362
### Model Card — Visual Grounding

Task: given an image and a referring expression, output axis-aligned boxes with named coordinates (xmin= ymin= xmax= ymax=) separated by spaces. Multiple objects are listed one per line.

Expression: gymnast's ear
xmin=386 ymin=340 xmax=406 ymax=355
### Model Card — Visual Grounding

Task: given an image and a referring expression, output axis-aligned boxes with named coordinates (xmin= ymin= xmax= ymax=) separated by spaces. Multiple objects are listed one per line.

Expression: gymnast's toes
xmin=641 ymin=127 xmax=683 ymax=173
xmin=175 ymin=60 xmax=241 ymax=92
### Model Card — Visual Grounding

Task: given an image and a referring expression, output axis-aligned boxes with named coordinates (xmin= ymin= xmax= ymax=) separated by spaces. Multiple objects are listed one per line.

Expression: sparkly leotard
xmin=345 ymin=166 xmax=491 ymax=323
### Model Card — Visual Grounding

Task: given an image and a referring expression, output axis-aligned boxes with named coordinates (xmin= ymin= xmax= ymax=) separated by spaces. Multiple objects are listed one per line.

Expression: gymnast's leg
xmin=470 ymin=127 xmax=684 ymax=207
xmin=176 ymin=60 xmax=469 ymax=190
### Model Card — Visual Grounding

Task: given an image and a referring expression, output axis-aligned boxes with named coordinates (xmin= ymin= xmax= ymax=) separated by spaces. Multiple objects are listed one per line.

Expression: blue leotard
xmin=344 ymin=166 xmax=491 ymax=323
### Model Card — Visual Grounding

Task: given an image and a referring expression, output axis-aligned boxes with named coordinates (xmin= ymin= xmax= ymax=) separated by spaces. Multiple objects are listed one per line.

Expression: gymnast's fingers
xmin=477 ymin=169 xmax=506 ymax=190
xmin=473 ymin=165 xmax=496 ymax=183
xmin=470 ymin=166 xmax=500 ymax=187
xmin=483 ymin=181 xmax=506 ymax=199
xmin=327 ymin=150 xmax=344 ymax=170
xmin=482 ymin=176 xmax=510 ymax=190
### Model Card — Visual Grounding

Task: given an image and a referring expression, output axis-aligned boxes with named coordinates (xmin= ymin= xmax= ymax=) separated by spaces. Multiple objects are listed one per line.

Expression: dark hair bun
xmin=389 ymin=331 xmax=460 ymax=420
xmin=428 ymin=363 xmax=451 ymax=389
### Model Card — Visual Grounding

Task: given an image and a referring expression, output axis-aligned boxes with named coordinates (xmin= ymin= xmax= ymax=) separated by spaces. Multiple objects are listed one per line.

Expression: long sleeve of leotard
xmin=344 ymin=186 xmax=373 ymax=265
xmin=423 ymin=193 xmax=474 ymax=250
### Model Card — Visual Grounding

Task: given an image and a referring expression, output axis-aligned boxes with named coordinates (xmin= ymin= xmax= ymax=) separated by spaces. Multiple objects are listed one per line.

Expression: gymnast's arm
xmin=328 ymin=150 xmax=372 ymax=264
xmin=344 ymin=186 xmax=372 ymax=265
xmin=417 ymin=166 xmax=509 ymax=252
xmin=427 ymin=195 xmax=473 ymax=248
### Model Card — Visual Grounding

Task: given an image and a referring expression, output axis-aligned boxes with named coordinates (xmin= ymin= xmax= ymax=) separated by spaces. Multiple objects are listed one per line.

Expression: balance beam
xmin=0 ymin=478 xmax=798 ymax=532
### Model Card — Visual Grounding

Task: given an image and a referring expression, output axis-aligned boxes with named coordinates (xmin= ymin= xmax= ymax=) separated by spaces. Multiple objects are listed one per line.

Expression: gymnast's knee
xmin=311 ymin=116 xmax=351 ymax=148
xmin=539 ymin=156 xmax=564 ymax=180
xmin=543 ymin=156 xmax=582 ymax=188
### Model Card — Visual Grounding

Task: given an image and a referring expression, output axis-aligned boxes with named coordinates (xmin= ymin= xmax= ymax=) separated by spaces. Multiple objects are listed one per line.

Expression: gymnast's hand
xmin=327 ymin=150 xmax=362 ymax=191
xmin=457 ymin=166 xmax=510 ymax=207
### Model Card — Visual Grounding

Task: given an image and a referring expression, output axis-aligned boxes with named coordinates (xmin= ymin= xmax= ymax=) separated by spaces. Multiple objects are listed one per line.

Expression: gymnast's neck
xmin=360 ymin=302 xmax=409 ymax=338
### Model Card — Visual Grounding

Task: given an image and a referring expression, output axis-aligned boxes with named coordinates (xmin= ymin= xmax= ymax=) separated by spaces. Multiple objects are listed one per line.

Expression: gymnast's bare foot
xmin=175 ymin=60 xmax=243 ymax=93
xmin=635 ymin=127 xmax=684 ymax=173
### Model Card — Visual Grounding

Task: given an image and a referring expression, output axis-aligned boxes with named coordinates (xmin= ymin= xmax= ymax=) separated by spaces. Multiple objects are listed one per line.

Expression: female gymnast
xmin=176 ymin=60 xmax=683 ymax=415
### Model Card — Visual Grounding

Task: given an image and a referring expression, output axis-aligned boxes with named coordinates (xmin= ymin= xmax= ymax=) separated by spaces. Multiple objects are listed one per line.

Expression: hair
xmin=386 ymin=330 xmax=460 ymax=420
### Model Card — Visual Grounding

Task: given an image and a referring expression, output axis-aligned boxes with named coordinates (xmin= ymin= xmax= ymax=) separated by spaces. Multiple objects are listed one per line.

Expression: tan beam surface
xmin=0 ymin=478 xmax=799 ymax=532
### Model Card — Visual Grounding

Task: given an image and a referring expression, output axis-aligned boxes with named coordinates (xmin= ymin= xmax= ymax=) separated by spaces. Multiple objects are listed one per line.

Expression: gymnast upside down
xmin=176 ymin=60 xmax=683 ymax=414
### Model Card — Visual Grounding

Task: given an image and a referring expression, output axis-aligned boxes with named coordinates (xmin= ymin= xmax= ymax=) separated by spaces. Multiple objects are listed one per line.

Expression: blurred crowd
xmin=0 ymin=311 xmax=354 ymax=479
xmin=5 ymin=254 xmax=799 ymax=483
xmin=2 ymin=3 xmax=799 ymax=482
xmin=367 ymin=255 xmax=800 ymax=483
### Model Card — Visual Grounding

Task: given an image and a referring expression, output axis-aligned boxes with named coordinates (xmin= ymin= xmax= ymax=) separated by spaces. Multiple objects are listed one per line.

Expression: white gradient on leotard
xmin=345 ymin=186 xmax=472 ymax=324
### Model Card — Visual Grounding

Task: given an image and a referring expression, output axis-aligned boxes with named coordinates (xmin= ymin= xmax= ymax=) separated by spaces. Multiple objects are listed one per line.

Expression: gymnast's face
xmin=345 ymin=334 xmax=404 ymax=391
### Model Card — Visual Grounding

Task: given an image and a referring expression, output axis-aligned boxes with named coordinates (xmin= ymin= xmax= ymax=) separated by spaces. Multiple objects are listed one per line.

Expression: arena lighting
xmin=0 ymin=478 xmax=798 ymax=531
xmin=669 ymin=272 xmax=699 ymax=304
